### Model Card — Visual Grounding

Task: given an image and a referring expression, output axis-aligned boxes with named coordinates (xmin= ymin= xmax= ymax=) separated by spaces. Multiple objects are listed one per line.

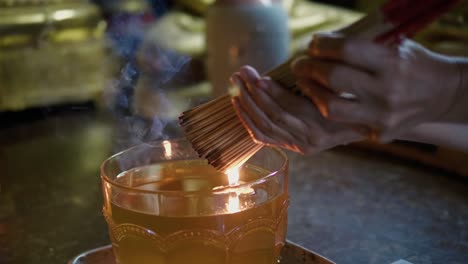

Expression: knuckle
xmin=303 ymin=146 xmax=318 ymax=155
xmin=329 ymin=66 xmax=345 ymax=89
xmin=379 ymin=82 xmax=399 ymax=107
xmin=385 ymin=93 xmax=400 ymax=109
xmin=299 ymin=122 xmax=311 ymax=134
xmin=305 ymin=136 xmax=320 ymax=148
xmin=268 ymin=111 xmax=283 ymax=124
xmin=386 ymin=115 xmax=400 ymax=128
xmin=379 ymin=113 xmax=399 ymax=130
xmin=385 ymin=56 xmax=400 ymax=73
xmin=376 ymin=113 xmax=390 ymax=129
xmin=381 ymin=119 xmax=392 ymax=130
xmin=258 ymin=120 xmax=274 ymax=134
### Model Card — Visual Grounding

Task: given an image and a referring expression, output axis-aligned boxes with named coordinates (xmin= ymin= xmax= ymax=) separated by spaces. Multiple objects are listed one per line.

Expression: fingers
xmin=251 ymin=80 xmax=311 ymax=138
xmin=239 ymin=65 xmax=261 ymax=91
xmin=296 ymin=79 xmax=377 ymax=142
xmin=231 ymin=96 xmax=276 ymax=147
xmin=291 ymin=56 xmax=376 ymax=97
xmin=308 ymin=34 xmax=396 ymax=72
xmin=297 ymin=78 xmax=413 ymax=143
xmin=231 ymin=65 xmax=371 ymax=152
xmin=256 ymin=78 xmax=315 ymax=115
xmin=237 ymin=68 xmax=317 ymax=138
xmin=230 ymin=75 xmax=304 ymax=153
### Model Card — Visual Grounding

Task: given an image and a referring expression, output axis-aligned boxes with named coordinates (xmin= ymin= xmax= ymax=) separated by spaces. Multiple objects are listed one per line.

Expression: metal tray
xmin=69 ymin=241 xmax=335 ymax=264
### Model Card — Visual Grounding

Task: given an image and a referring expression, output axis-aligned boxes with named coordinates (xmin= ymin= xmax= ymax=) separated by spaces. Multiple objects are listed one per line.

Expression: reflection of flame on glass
xmin=227 ymin=194 xmax=240 ymax=213
xmin=163 ymin=140 xmax=172 ymax=159
xmin=225 ymin=166 xmax=241 ymax=213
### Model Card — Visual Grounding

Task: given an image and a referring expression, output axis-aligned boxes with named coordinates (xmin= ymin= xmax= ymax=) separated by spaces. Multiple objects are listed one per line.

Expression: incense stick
xmin=179 ymin=0 xmax=461 ymax=171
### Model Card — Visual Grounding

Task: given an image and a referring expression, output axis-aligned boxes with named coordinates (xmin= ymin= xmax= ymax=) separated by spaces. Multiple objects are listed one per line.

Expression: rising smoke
xmin=103 ymin=8 xmax=193 ymax=152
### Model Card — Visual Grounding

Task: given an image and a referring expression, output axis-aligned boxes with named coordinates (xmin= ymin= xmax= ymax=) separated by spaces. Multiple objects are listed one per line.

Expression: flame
xmin=163 ymin=140 xmax=172 ymax=159
xmin=225 ymin=166 xmax=241 ymax=213
xmin=225 ymin=166 xmax=241 ymax=186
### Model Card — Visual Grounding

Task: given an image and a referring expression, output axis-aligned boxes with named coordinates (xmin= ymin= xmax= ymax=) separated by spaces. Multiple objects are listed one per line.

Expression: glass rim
xmin=100 ymin=138 xmax=288 ymax=196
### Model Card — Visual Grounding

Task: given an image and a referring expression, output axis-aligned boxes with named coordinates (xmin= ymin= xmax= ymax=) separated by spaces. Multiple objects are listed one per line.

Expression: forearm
xmin=399 ymin=123 xmax=468 ymax=153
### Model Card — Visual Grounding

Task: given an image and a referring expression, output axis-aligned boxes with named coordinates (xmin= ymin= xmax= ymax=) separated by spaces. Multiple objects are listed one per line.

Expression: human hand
xmin=292 ymin=34 xmax=462 ymax=142
xmin=230 ymin=66 xmax=365 ymax=154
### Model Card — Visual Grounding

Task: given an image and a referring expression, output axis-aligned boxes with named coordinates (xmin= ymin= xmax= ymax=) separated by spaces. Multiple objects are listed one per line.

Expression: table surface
xmin=1 ymin=108 xmax=467 ymax=264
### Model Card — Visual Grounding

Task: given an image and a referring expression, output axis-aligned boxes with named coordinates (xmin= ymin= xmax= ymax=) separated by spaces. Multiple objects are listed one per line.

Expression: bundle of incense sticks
xmin=180 ymin=0 xmax=461 ymax=172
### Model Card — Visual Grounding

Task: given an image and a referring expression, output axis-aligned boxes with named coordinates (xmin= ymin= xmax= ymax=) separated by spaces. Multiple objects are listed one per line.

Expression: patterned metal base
xmin=69 ymin=240 xmax=335 ymax=264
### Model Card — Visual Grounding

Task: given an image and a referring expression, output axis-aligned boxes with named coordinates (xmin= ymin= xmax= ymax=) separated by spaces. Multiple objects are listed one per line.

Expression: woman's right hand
xmin=293 ymin=34 xmax=465 ymax=143
xmin=230 ymin=66 xmax=365 ymax=154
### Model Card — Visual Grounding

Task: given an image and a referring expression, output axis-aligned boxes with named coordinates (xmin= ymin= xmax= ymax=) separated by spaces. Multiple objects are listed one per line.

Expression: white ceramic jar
xmin=206 ymin=0 xmax=290 ymax=96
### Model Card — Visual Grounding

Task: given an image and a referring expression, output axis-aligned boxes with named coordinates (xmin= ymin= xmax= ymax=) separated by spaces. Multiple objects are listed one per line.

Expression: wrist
xmin=438 ymin=58 xmax=468 ymax=123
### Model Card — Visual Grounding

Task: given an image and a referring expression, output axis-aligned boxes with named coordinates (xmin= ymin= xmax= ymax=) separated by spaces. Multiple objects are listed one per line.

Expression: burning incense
xmin=180 ymin=0 xmax=461 ymax=172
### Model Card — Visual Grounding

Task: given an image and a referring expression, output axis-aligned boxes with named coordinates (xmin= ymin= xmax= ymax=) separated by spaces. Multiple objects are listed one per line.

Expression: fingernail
xmin=240 ymin=65 xmax=259 ymax=81
xmin=229 ymin=76 xmax=243 ymax=96
xmin=230 ymin=74 xmax=242 ymax=87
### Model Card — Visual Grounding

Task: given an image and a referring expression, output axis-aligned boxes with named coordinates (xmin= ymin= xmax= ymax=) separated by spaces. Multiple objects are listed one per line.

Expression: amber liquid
xmin=103 ymin=160 xmax=288 ymax=264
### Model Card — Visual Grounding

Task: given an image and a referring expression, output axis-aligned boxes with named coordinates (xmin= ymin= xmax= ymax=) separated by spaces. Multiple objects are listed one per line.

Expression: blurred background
xmin=2 ymin=0 xmax=467 ymax=115
xmin=1 ymin=0 xmax=467 ymax=169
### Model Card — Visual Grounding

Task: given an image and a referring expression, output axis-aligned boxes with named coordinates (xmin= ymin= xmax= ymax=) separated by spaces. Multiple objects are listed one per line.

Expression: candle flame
xmin=225 ymin=166 xmax=240 ymax=186
xmin=223 ymin=166 xmax=255 ymax=213
xmin=225 ymin=166 xmax=241 ymax=213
